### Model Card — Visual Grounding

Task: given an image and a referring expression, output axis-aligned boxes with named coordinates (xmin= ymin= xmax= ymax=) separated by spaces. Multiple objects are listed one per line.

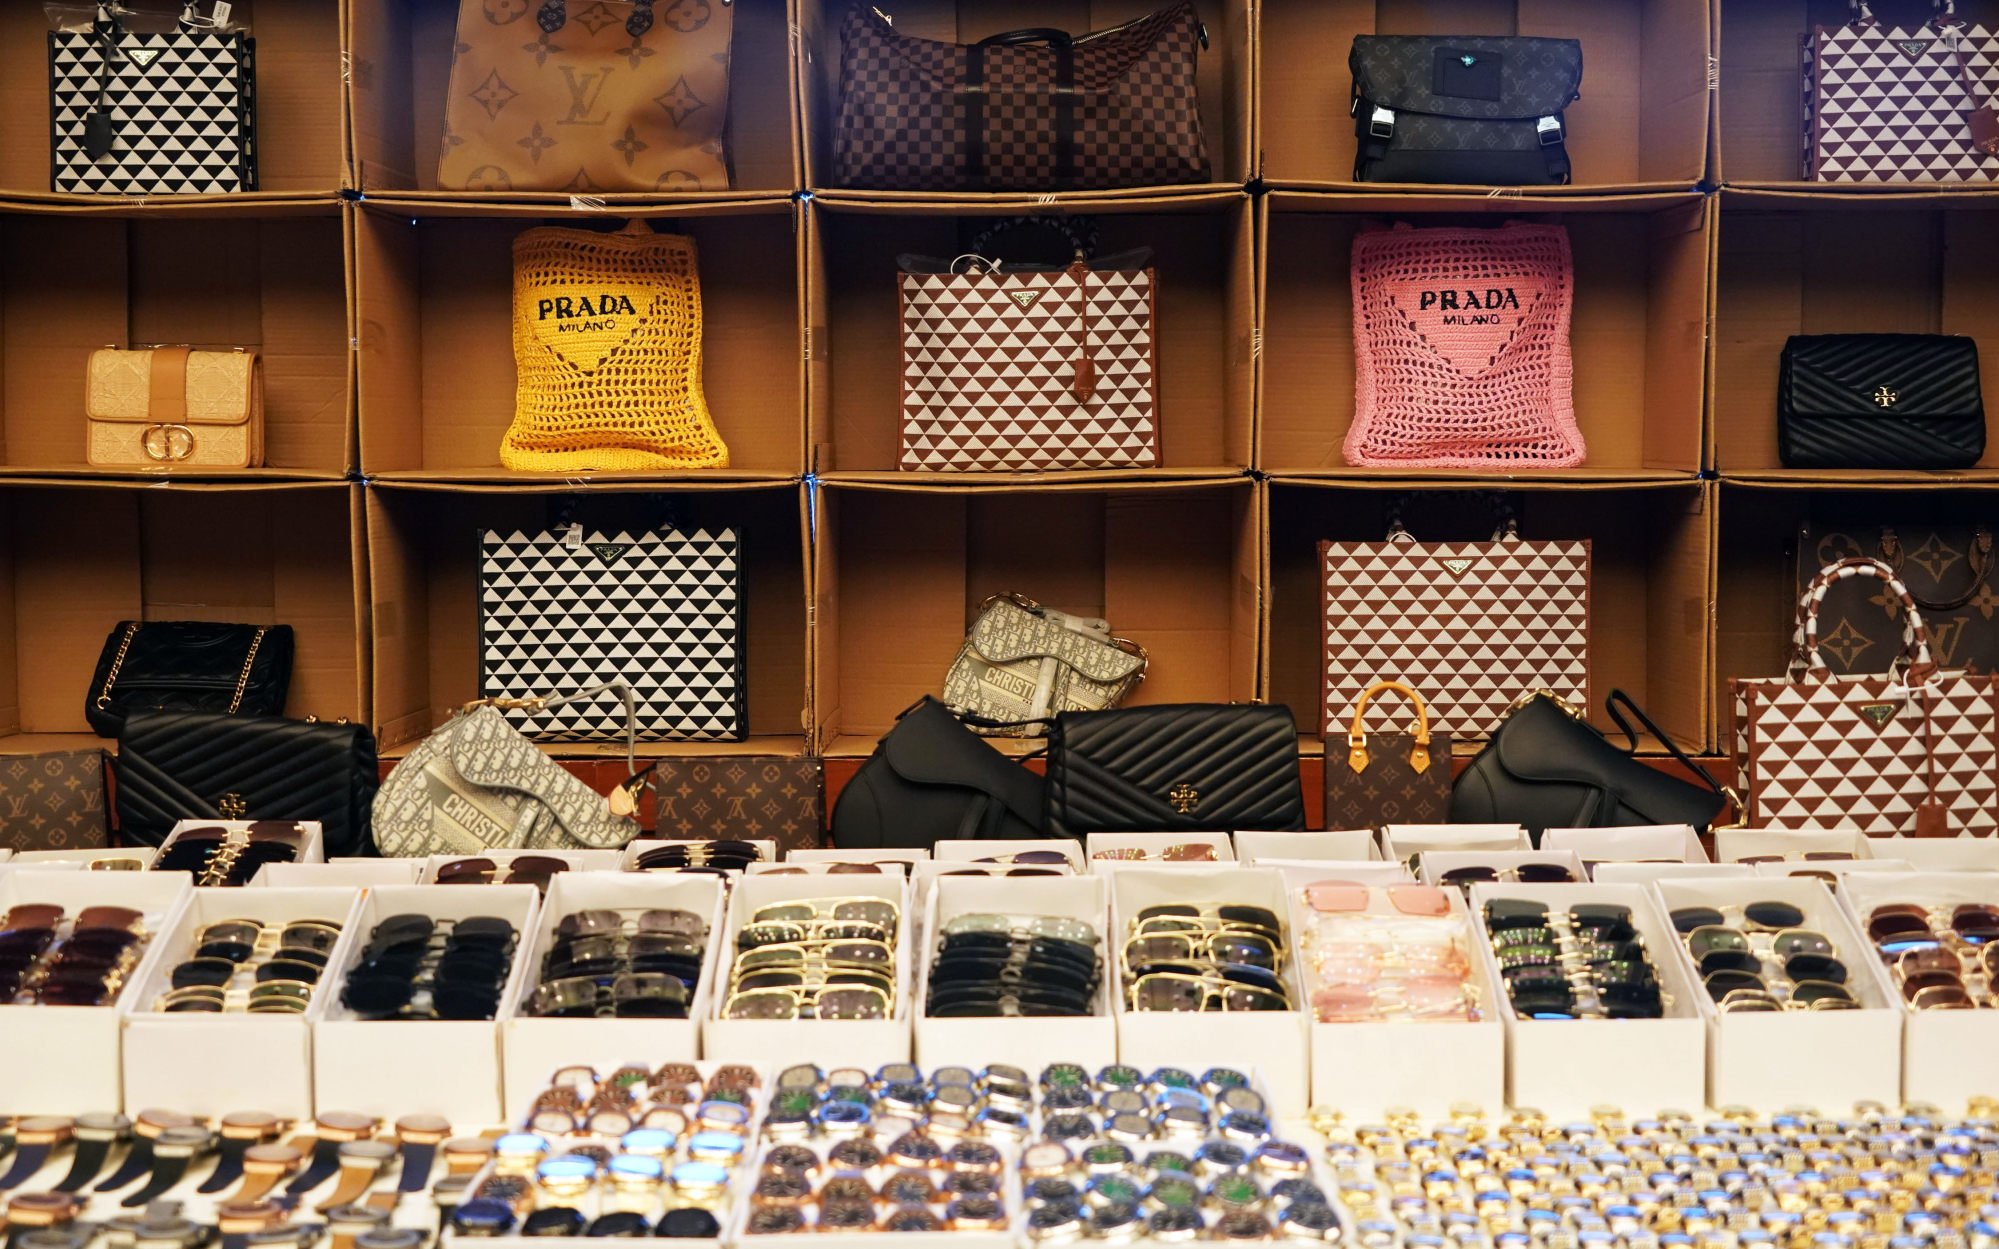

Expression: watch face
xmin=244 ymin=1145 xmax=303 ymax=1168
xmin=76 ymin=1113 xmax=131 ymax=1135
xmin=396 ymin=1115 xmax=451 ymax=1138
xmin=136 ymin=1110 xmax=196 ymax=1132
xmin=154 ymin=1126 xmax=215 ymax=1154
xmin=316 ymin=1112 xmax=375 ymax=1137
xmin=338 ymin=1140 xmax=400 ymax=1163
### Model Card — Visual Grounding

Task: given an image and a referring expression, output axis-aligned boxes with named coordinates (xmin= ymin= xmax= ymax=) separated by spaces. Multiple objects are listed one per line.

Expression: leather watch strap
xmin=317 ymin=1142 xmax=397 ymax=1213
xmin=392 ymin=1117 xmax=451 ymax=1194
xmin=0 ymin=1119 xmax=73 ymax=1191
xmin=52 ymin=1114 xmax=128 ymax=1194
xmin=230 ymin=1146 xmax=302 ymax=1205
xmin=283 ymin=1114 xmax=375 ymax=1198
xmin=148 ymin=347 xmax=192 ymax=427
xmin=200 ymin=1113 xmax=283 ymax=1195
xmin=95 ymin=1111 xmax=190 ymax=1193
xmin=120 ymin=1126 xmax=213 ymax=1208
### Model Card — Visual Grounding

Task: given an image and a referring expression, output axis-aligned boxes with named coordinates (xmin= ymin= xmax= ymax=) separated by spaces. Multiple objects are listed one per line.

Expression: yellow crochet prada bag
xmin=504 ymin=220 xmax=729 ymax=472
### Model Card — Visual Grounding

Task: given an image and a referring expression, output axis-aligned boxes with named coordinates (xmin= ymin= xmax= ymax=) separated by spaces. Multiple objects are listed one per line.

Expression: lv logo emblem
xmin=558 ymin=66 xmax=615 ymax=126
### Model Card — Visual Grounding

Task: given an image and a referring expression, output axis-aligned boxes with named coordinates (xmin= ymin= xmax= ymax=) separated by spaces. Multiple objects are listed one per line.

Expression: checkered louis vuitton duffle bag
xmin=1734 ymin=557 xmax=1999 ymax=837
xmin=48 ymin=2 xmax=257 ymax=194
xmin=1804 ymin=0 xmax=1999 ymax=181
xmin=835 ymin=2 xmax=1211 ymax=191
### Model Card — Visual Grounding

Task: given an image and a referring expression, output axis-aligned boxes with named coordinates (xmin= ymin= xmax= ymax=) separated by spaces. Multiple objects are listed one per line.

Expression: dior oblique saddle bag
xmin=943 ymin=594 xmax=1147 ymax=735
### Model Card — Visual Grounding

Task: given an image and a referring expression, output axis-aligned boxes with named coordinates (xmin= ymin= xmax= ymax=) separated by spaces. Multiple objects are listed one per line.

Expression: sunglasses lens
xmin=1440 ymin=868 xmax=1499 ymax=886
xmin=1484 ymin=899 xmax=1548 ymax=931
xmin=1743 ymin=901 xmax=1805 ymax=930
xmin=1515 ymin=864 xmax=1576 ymax=883
xmin=1669 ymin=906 xmax=1724 ymax=934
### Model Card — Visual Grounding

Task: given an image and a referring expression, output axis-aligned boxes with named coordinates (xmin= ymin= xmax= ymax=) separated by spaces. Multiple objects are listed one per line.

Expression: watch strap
xmin=95 ymin=1138 xmax=156 ymax=1193
xmin=395 ymin=1142 xmax=438 ymax=1194
xmin=121 ymin=1152 xmax=193 ymax=1208
xmin=200 ymin=1137 xmax=254 ymax=1195
xmin=318 ymin=1158 xmax=386 ymax=1212
xmin=0 ymin=1146 xmax=51 ymax=1192
xmin=51 ymin=1137 xmax=116 ymax=1194
xmin=284 ymin=1139 xmax=342 ymax=1198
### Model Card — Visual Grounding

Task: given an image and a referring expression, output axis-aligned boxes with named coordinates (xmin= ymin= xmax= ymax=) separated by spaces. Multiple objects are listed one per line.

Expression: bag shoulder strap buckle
xmin=1370 ymin=106 xmax=1396 ymax=139
xmin=1536 ymin=115 xmax=1564 ymax=145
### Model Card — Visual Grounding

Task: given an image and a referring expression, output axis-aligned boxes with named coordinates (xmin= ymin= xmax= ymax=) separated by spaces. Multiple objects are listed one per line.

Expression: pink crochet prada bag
xmin=1346 ymin=222 xmax=1584 ymax=469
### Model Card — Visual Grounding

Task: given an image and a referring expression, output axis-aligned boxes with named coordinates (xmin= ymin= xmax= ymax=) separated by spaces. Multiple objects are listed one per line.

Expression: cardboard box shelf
xmin=807 ymin=194 xmax=1254 ymax=480
xmin=0 ymin=481 xmax=366 ymax=756
xmin=1718 ymin=0 xmax=1999 ymax=188
xmin=796 ymin=0 xmax=1253 ymax=198
xmin=1715 ymin=482 xmax=1999 ymax=758
xmin=1259 ymin=192 xmax=1711 ymax=480
xmin=0 ymin=0 xmax=346 ymax=201
xmin=1265 ymin=480 xmax=1714 ymax=756
xmin=814 ymin=479 xmax=1260 ymax=756
xmin=1258 ymin=0 xmax=1708 ymax=193
xmin=353 ymin=199 xmax=804 ymax=479
xmin=0 ymin=205 xmax=351 ymax=478
xmin=346 ymin=0 xmax=799 ymax=197
xmin=1713 ymin=192 xmax=1999 ymax=476
xmin=366 ymin=481 xmax=809 ymax=759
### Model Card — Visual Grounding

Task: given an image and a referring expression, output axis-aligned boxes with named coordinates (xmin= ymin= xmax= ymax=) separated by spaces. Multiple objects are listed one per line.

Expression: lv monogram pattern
xmin=1798 ymin=524 xmax=1999 ymax=676
xmin=374 ymin=706 xmax=636 ymax=856
xmin=49 ymin=29 xmax=257 ymax=194
xmin=439 ymin=0 xmax=734 ymax=192
xmin=0 ymin=752 xmax=109 ymax=852
xmin=649 ymin=757 xmax=823 ymax=850
xmin=1321 ymin=537 xmax=1591 ymax=740
xmin=1807 ymin=22 xmax=1999 ymax=181
xmin=899 ymin=265 xmax=1158 ymax=471
xmin=1735 ymin=559 xmax=1999 ymax=836
xmin=1324 ymin=732 xmax=1453 ymax=830
xmin=479 ymin=526 xmax=745 ymax=742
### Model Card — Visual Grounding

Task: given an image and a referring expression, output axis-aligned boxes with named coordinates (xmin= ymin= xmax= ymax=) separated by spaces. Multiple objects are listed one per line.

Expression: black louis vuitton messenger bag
xmin=1349 ymin=35 xmax=1583 ymax=184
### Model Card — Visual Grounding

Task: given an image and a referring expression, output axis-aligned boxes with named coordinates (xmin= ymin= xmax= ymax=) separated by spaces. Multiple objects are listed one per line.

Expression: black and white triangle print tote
xmin=478 ymin=524 xmax=748 ymax=744
xmin=48 ymin=5 xmax=258 ymax=195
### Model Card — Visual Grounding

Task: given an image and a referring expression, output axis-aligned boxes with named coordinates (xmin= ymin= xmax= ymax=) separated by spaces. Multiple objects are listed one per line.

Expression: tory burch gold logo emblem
xmin=1167 ymin=783 xmax=1199 ymax=814
xmin=1872 ymin=386 xmax=1898 ymax=408
xmin=217 ymin=792 xmax=248 ymax=819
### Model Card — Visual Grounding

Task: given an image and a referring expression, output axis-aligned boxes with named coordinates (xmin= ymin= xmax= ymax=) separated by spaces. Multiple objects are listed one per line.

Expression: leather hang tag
xmin=84 ymin=109 xmax=115 ymax=159
xmin=1915 ymin=798 xmax=1949 ymax=838
xmin=1971 ymin=105 xmax=1999 ymax=156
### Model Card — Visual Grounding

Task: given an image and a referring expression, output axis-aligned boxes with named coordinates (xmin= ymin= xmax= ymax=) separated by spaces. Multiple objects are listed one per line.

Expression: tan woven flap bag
xmin=506 ymin=220 xmax=728 ymax=471
xmin=438 ymin=0 xmax=734 ymax=193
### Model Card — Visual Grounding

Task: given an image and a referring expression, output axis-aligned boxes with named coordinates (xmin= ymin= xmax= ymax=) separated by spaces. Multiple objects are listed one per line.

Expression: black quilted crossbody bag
xmin=1043 ymin=703 xmax=1304 ymax=837
xmin=1349 ymin=35 xmax=1582 ymax=184
xmin=1779 ymin=334 xmax=1986 ymax=469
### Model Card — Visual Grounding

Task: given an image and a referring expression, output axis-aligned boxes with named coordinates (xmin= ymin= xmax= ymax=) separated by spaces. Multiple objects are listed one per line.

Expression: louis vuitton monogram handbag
xmin=1324 ymin=681 xmax=1452 ymax=830
xmin=942 ymin=594 xmax=1147 ymax=737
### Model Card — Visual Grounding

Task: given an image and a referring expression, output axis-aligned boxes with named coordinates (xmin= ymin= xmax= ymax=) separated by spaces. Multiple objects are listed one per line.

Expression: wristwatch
xmin=232 ymin=1144 xmax=304 ymax=1204
xmin=316 ymin=1140 xmax=399 ymax=1212
xmin=392 ymin=1115 xmax=452 ymax=1194
xmin=0 ymin=1118 xmax=74 ymax=1190
xmin=199 ymin=1113 xmax=285 ymax=1195
xmin=95 ymin=1110 xmax=194 ymax=1193
xmin=284 ymin=1113 xmax=377 ymax=1197
xmin=5 ymin=1193 xmax=85 ymax=1235
xmin=49 ymin=1112 xmax=128 ymax=1195
xmin=121 ymin=1124 xmax=217 ymax=1207
xmin=441 ymin=1137 xmax=494 ymax=1179
xmin=323 ymin=1202 xmax=391 ymax=1249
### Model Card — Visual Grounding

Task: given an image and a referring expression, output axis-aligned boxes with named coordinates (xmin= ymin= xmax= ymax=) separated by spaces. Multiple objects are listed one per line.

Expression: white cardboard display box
xmin=1380 ymin=826 xmax=1530 ymax=868
xmin=1868 ymin=839 xmax=1999 ymax=873
xmin=1713 ymin=828 xmax=1876 ymax=863
xmin=12 ymin=848 xmax=154 ymax=869
xmin=620 ymin=839 xmax=781 ymax=872
xmin=914 ymin=874 xmax=1117 ymax=1075
xmin=254 ymin=859 xmax=425 ymax=888
xmin=1591 ymin=862 xmax=1756 ymax=886
xmin=1233 ymin=830 xmax=1379 ymax=863
xmin=1106 ymin=867 xmax=1309 ymax=1116
xmin=1418 ymin=850 xmax=1588 ymax=888
xmin=1652 ymin=876 xmax=1902 ymax=1111
xmin=0 ymin=871 xmax=191 ymax=1111
xmin=122 ymin=885 xmax=367 ymax=1117
xmin=930 ymin=840 xmax=1086 ymax=867
xmin=703 ymin=873 xmax=913 ymax=1069
xmin=1262 ymin=860 xmax=1414 ymax=886
xmin=417 ymin=849 xmax=626 ymax=883
xmin=1542 ymin=825 xmax=1707 ymax=867
xmin=1086 ymin=832 xmax=1235 ymax=868
xmin=1467 ymin=881 xmax=1707 ymax=1116
xmin=501 ymin=871 xmax=727 ymax=1116
xmin=313 ymin=884 xmax=540 ymax=1123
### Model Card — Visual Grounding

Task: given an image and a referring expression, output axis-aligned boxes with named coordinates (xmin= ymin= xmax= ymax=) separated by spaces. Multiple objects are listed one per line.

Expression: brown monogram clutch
xmin=649 ymin=757 xmax=824 ymax=853
xmin=0 ymin=750 xmax=110 ymax=852
xmin=1324 ymin=681 xmax=1453 ymax=830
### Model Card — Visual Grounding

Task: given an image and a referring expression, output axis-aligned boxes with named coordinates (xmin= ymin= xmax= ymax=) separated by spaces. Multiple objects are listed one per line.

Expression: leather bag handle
xmin=1346 ymin=680 xmax=1432 ymax=775
xmin=538 ymin=0 xmax=656 ymax=38
xmin=1793 ymin=558 xmax=1936 ymax=681
xmin=976 ymin=26 xmax=1075 ymax=49
xmin=1850 ymin=0 xmax=1951 ymax=25
xmin=967 ymin=215 xmax=1097 ymax=261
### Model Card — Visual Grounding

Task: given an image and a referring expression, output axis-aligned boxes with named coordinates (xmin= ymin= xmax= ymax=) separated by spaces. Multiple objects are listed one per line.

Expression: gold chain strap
xmin=94 ymin=622 xmax=141 ymax=710
xmin=228 ymin=628 xmax=269 ymax=714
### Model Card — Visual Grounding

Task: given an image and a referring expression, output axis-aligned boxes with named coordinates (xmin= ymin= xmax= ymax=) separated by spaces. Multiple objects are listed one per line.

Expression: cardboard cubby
xmin=347 ymin=0 xmax=798 ymax=196
xmin=1258 ymin=192 xmax=1711 ymax=479
xmin=0 ymin=481 xmax=366 ymax=756
xmin=796 ymin=0 xmax=1252 ymax=197
xmin=0 ymin=203 xmax=350 ymax=479
xmin=813 ymin=479 xmax=1260 ymax=755
xmin=1258 ymin=0 xmax=1708 ymax=192
xmin=1717 ymin=0 xmax=1999 ymax=186
xmin=0 ymin=0 xmax=345 ymax=199
xmin=1264 ymin=480 xmax=1714 ymax=755
xmin=354 ymin=199 xmax=804 ymax=479
xmin=365 ymin=481 xmax=810 ymax=758
xmin=1713 ymin=191 xmax=1999 ymax=480
xmin=807 ymin=194 xmax=1254 ymax=480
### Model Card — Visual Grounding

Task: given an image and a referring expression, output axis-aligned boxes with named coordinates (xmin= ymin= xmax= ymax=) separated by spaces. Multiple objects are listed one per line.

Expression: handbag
xmin=0 ymin=751 xmax=110 ymax=852
xmin=1805 ymin=0 xmax=1999 ymax=182
xmin=1043 ymin=703 xmax=1305 ymax=837
xmin=942 ymin=594 xmax=1147 ymax=736
xmin=648 ymin=757 xmax=824 ymax=852
xmin=1325 ymin=681 xmax=1452 ymax=830
xmin=1321 ymin=510 xmax=1590 ymax=741
xmin=1450 ymin=691 xmax=1730 ymax=836
xmin=1796 ymin=520 xmax=1998 ymax=674
xmin=479 ymin=507 xmax=745 ymax=743
xmin=113 ymin=711 xmax=378 ymax=855
xmin=835 ymin=2 xmax=1210 ymax=192
xmin=1779 ymin=334 xmax=1984 ymax=469
xmin=1734 ymin=557 xmax=1999 ymax=837
xmin=505 ymin=221 xmax=728 ymax=472
xmin=48 ymin=2 xmax=256 ymax=194
xmin=828 ymin=698 xmax=1047 ymax=848
xmin=437 ymin=0 xmax=734 ymax=193
xmin=85 ymin=347 xmax=263 ymax=469
xmin=373 ymin=687 xmax=645 ymax=857
xmin=85 ymin=621 xmax=293 ymax=738
xmin=1347 ymin=223 xmax=1583 ymax=469
xmin=1348 ymin=36 xmax=1583 ymax=184
xmin=899 ymin=219 xmax=1159 ymax=472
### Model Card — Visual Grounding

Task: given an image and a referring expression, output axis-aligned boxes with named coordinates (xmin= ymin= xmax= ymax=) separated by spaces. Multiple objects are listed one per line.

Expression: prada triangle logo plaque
xmin=1859 ymin=702 xmax=1898 ymax=728
xmin=1439 ymin=557 xmax=1474 ymax=575
xmin=1006 ymin=290 xmax=1042 ymax=310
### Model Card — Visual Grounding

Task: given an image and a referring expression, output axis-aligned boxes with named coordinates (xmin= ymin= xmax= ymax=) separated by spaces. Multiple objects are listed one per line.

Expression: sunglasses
xmin=971 ymin=850 xmax=1074 ymax=865
xmin=629 ymin=840 xmax=764 ymax=871
xmin=1134 ymin=903 xmax=1282 ymax=934
xmin=1438 ymin=864 xmax=1578 ymax=887
xmin=1310 ymin=977 xmax=1475 ymax=1022
xmin=1124 ymin=929 xmax=1280 ymax=973
xmin=735 ymin=939 xmax=895 ymax=972
xmin=927 ymin=987 xmax=1094 ymax=1018
xmin=1305 ymin=882 xmax=1452 ymax=918
xmin=154 ymin=825 xmax=304 ymax=886
xmin=738 ymin=918 xmax=893 ymax=949
xmin=939 ymin=913 xmax=1098 ymax=946
xmin=937 ymin=867 xmax=1067 ymax=877
xmin=557 ymin=909 xmax=708 ymax=941
xmin=722 ymin=982 xmax=890 ymax=1021
xmin=1092 ymin=844 xmax=1219 ymax=862
xmin=339 ymin=914 xmax=518 ymax=1021
xmin=530 ymin=972 xmax=692 ymax=1019
xmin=749 ymin=898 xmax=900 ymax=929
xmin=435 ymin=855 xmax=571 ymax=890
xmin=1127 ymin=971 xmax=1293 ymax=1012
xmin=760 ymin=862 xmax=910 ymax=875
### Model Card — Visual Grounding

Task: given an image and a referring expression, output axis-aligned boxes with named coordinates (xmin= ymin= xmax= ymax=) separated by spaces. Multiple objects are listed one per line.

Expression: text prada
xmin=537 ymin=293 xmax=636 ymax=333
